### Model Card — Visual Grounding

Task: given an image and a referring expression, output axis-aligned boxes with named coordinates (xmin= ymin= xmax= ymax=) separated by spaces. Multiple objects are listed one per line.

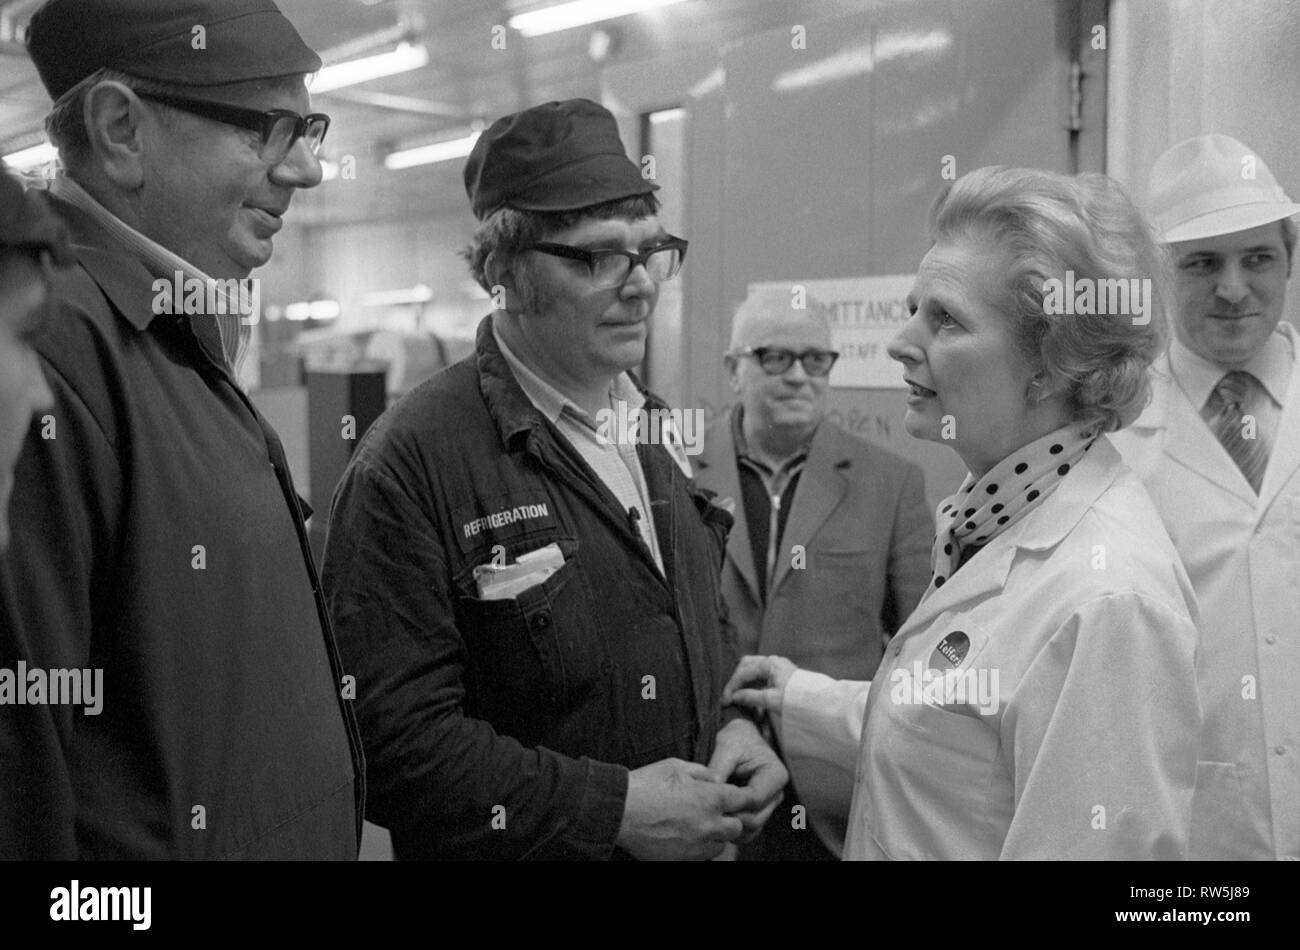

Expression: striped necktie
xmin=1203 ymin=370 xmax=1270 ymax=493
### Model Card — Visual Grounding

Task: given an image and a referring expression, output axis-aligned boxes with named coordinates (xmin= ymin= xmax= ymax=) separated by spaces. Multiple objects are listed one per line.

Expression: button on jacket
xmin=1111 ymin=322 xmax=1300 ymax=860
xmin=780 ymin=439 xmax=1201 ymax=859
xmin=0 ymin=193 xmax=363 ymax=859
xmin=321 ymin=317 xmax=739 ymax=860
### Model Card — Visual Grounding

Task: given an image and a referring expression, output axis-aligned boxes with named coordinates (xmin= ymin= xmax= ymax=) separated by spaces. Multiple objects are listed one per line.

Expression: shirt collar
xmin=491 ymin=319 xmax=645 ymax=430
xmin=50 ymin=176 xmax=213 ymax=290
xmin=1169 ymin=325 xmax=1293 ymax=410
xmin=48 ymin=176 xmax=248 ymax=370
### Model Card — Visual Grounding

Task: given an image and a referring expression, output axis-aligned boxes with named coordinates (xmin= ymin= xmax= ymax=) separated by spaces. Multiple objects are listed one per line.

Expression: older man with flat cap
xmin=1112 ymin=134 xmax=1300 ymax=860
xmin=323 ymin=98 xmax=786 ymax=860
xmin=0 ymin=0 xmax=363 ymax=858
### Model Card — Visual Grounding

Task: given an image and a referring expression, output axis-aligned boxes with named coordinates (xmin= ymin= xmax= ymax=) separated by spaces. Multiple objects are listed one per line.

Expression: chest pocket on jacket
xmin=803 ymin=545 xmax=886 ymax=619
xmin=865 ymin=621 xmax=1005 ymax=858
xmin=455 ymin=537 xmax=606 ymax=747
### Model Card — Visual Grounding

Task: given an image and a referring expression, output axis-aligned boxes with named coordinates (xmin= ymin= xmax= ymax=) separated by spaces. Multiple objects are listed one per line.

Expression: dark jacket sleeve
xmin=0 ymin=346 xmax=120 ymax=859
xmin=684 ymin=478 xmax=750 ymax=730
xmin=321 ymin=455 xmax=629 ymax=860
xmin=715 ymin=570 xmax=754 ymax=728
xmin=883 ymin=462 xmax=933 ymax=636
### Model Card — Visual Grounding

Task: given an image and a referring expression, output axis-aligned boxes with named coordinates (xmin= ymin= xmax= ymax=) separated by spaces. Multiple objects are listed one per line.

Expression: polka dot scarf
xmin=928 ymin=424 xmax=1099 ymax=593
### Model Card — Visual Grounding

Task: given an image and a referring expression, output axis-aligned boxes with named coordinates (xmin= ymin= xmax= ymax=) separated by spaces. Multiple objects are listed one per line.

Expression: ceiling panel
xmin=1 ymin=0 xmax=879 ymax=225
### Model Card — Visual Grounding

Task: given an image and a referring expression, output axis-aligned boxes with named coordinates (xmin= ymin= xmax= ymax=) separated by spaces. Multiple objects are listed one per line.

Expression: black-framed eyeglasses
xmin=731 ymin=346 xmax=840 ymax=377
xmin=522 ymin=236 xmax=688 ymax=288
xmin=134 ymin=91 xmax=331 ymax=165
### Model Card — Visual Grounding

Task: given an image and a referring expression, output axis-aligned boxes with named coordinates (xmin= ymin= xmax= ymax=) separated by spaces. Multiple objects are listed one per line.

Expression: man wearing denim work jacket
xmin=322 ymin=99 xmax=786 ymax=860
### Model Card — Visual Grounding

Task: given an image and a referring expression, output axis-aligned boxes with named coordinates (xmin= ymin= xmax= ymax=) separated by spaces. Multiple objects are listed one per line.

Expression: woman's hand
xmin=723 ymin=655 xmax=799 ymax=715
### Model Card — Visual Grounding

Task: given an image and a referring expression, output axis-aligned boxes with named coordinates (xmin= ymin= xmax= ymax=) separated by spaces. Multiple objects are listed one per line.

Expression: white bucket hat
xmin=1147 ymin=133 xmax=1300 ymax=243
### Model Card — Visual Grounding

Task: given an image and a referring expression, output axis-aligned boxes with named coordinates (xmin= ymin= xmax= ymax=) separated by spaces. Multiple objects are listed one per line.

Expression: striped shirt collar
xmin=48 ymin=175 xmax=249 ymax=372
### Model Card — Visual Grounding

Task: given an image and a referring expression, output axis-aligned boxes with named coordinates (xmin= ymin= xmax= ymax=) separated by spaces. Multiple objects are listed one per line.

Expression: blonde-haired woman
xmin=726 ymin=167 xmax=1202 ymax=860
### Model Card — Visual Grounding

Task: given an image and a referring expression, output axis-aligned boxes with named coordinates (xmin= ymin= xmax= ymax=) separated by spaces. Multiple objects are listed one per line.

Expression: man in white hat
xmin=1111 ymin=133 xmax=1300 ymax=860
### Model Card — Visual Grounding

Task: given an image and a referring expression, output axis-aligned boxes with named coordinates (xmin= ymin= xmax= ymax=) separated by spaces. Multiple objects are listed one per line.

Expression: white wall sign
xmin=747 ymin=275 xmax=915 ymax=388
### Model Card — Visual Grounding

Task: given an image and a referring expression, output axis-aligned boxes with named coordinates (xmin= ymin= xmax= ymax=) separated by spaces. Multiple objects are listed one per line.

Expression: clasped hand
xmin=616 ymin=717 xmax=787 ymax=860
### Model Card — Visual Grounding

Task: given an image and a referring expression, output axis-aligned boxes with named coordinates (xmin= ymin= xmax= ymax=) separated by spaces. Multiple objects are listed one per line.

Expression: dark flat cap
xmin=0 ymin=173 xmax=75 ymax=267
xmin=464 ymin=99 xmax=658 ymax=221
xmin=27 ymin=0 xmax=321 ymax=101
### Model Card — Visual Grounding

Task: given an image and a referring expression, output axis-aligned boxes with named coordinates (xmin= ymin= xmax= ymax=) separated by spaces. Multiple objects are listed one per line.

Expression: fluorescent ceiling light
xmin=689 ymin=66 xmax=724 ymax=98
xmin=771 ymin=30 xmax=952 ymax=93
xmin=312 ymin=42 xmax=429 ymax=94
xmin=384 ymin=132 xmax=481 ymax=170
xmin=649 ymin=108 xmax=686 ymax=125
xmin=509 ymin=0 xmax=689 ymax=37
xmin=286 ymin=300 xmax=341 ymax=321
xmin=363 ymin=285 xmax=435 ymax=307
xmin=3 ymin=141 xmax=58 ymax=172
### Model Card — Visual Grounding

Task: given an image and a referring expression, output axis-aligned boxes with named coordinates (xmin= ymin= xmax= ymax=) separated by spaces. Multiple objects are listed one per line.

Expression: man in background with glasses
xmin=694 ymin=285 xmax=932 ymax=859
xmin=0 ymin=0 xmax=362 ymax=858
xmin=323 ymin=98 xmax=786 ymax=860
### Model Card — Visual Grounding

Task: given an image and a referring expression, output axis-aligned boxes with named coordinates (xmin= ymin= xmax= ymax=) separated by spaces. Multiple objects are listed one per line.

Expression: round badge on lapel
xmin=929 ymin=631 xmax=970 ymax=670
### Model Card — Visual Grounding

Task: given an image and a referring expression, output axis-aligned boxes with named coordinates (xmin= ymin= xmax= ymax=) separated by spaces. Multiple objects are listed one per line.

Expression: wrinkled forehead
xmin=732 ymin=305 xmax=833 ymax=351
xmin=910 ymin=237 xmax=1008 ymax=311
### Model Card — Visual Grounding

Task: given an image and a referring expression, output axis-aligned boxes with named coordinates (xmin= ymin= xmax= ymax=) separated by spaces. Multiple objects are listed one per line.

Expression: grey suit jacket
xmin=694 ymin=409 xmax=933 ymax=681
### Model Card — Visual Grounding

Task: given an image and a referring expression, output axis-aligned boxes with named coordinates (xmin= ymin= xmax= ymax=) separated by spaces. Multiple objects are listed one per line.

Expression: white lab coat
xmin=1110 ymin=323 xmax=1300 ymax=860
xmin=779 ymin=438 xmax=1201 ymax=859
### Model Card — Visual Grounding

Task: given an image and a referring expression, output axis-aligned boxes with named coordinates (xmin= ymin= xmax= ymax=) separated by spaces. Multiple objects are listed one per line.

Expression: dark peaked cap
xmin=26 ymin=0 xmax=321 ymax=101
xmin=464 ymin=98 xmax=658 ymax=221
